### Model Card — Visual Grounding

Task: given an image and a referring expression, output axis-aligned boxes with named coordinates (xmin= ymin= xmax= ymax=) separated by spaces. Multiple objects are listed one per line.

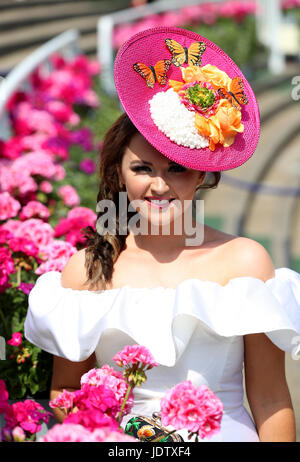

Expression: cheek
xmin=171 ymin=174 xmax=200 ymax=197
xmin=124 ymin=173 xmax=148 ymax=199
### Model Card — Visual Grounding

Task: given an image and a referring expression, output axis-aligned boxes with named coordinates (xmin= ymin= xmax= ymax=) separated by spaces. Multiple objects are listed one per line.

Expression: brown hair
xmin=82 ymin=112 xmax=221 ymax=290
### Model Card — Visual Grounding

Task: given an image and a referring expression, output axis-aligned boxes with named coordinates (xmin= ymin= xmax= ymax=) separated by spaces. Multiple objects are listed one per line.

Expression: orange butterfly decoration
xmin=133 ymin=59 xmax=172 ymax=89
xmin=218 ymin=77 xmax=248 ymax=110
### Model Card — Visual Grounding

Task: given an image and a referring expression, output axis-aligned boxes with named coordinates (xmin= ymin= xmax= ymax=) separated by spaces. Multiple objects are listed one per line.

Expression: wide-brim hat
xmin=114 ymin=26 xmax=260 ymax=172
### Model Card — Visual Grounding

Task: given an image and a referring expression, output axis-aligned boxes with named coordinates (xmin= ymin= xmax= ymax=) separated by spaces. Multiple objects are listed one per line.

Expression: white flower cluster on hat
xmin=149 ymin=88 xmax=209 ymax=149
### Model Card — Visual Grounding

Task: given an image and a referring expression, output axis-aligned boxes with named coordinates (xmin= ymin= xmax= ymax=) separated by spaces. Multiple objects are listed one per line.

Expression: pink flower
xmin=0 ymin=227 xmax=14 ymax=244
xmin=0 ymin=136 xmax=24 ymax=160
xmin=89 ymin=427 xmax=137 ymax=442
xmin=0 ymin=380 xmax=11 ymax=414
xmin=39 ymin=181 xmax=53 ymax=194
xmin=71 ymin=128 xmax=93 ymax=151
xmin=45 ymin=100 xmax=80 ymax=126
xmin=57 ymin=185 xmax=80 ymax=207
xmin=12 ymin=151 xmax=58 ymax=179
xmin=17 ymin=282 xmax=34 ymax=294
xmin=38 ymin=239 xmax=77 ymax=262
xmin=67 ymin=206 xmax=97 ymax=223
xmin=11 ymin=426 xmax=26 ymax=442
xmin=75 ymin=384 xmax=120 ymax=418
xmin=21 ymin=133 xmax=49 ymax=152
xmin=7 ymin=332 xmax=22 ymax=347
xmin=8 ymin=236 xmax=40 ymax=258
xmin=5 ymin=399 xmax=52 ymax=434
xmin=49 ymin=390 xmax=74 ymax=410
xmin=54 ymin=216 xmax=95 ymax=246
xmin=38 ymin=423 xmax=93 ymax=442
xmin=38 ymin=423 xmax=136 ymax=442
xmin=160 ymin=380 xmax=223 ymax=440
xmin=53 ymin=164 xmax=66 ymax=181
xmin=0 ymin=247 xmax=15 ymax=291
xmin=80 ymin=365 xmax=134 ymax=416
xmin=0 ymin=164 xmax=38 ymax=196
xmin=35 ymin=257 xmax=71 ymax=274
xmin=19 ymin=201 xmax=50 ymax=221
xmin=0 ymin=192 xmax=21 ymax=221
xmin=79 ymin=158 xmax=96 ymax=174
xmin=64 ymin=408 xmax=119 ymax=432
xmin=113 ymin=345 xmax=159 ymax=369
xmin=1 ymin=219 xmax=22 ymax=236
xmin=14 ymin=218 xmax=54 ymax=250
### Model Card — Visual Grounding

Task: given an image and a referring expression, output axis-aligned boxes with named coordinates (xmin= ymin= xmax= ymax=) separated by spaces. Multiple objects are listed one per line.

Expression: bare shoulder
xmin=223 ymin=236 xmax=276 ymax=282
xmin=61 ymin=248 xmax=91 ymax=290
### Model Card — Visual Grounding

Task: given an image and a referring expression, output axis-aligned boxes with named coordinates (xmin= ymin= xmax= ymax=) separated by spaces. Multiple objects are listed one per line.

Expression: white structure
xmin=256 ymin=0 xmax=285 ymax=75
xmin=0 ymin=29 xmax=80 ymax=140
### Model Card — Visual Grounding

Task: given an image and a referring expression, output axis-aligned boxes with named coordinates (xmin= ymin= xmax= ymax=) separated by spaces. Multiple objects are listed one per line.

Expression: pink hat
xmin=114 ymin=26 xmax=260 ymax=172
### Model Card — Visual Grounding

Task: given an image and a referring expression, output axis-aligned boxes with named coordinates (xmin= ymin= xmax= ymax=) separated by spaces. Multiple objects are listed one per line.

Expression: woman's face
xmin=117 ymin=133 xmax=205 ymax=230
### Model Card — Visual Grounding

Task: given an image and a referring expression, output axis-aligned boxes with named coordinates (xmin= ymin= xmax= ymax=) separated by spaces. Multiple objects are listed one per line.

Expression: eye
xmin=131 ymin=166 xmax=151 ymax=172
xmin=169 ymin=165 xmax=187 ymax=172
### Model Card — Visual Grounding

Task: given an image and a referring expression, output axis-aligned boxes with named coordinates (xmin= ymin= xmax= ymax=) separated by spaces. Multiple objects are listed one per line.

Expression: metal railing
xmin=0 ymin=29 xmax=80 ymax=140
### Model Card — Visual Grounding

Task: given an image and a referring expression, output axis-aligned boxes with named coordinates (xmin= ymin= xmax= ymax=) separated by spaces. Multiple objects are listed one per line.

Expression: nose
xmin=150 ymin=175 xmax=170 ymax=195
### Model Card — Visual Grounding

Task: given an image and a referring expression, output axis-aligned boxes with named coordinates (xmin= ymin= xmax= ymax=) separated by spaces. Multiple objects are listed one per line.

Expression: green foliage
xmin=189 ymin=15 xmax=267 ymax=74
xmin=0 ymin=283 xmax=52 ymax=399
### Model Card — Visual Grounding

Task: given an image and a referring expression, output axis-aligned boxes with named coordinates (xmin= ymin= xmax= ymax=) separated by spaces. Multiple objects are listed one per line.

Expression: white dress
xmin=24 ymin=267 xmax=300 ymax=442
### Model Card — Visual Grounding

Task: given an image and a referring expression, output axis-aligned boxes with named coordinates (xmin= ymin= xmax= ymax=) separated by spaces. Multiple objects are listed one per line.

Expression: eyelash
xmin=131 ymin=165 xmax=186 ymax=173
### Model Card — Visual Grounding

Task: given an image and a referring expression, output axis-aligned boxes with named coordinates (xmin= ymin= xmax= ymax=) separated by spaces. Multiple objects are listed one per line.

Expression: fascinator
xmin=114 ymin=26 xmax=260 ymax=171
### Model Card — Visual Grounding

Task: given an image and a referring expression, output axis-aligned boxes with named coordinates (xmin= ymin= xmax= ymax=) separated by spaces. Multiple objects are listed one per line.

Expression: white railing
xmin=255 ymin=0 xmax=285 ymax=75
xmin=0 ymin=29 xmax=80 ymax=140
xmin=98 ymin=0 xmax=286 ymax=96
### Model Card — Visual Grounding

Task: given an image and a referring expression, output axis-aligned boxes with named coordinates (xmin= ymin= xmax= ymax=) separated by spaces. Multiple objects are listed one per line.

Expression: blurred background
xmin=0 ymin=0 xmax=299 ymax=441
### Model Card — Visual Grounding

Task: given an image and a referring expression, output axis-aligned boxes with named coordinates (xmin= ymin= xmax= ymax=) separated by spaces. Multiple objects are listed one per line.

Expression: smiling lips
xmin=145 ymin=197 xmax=175 ymax=209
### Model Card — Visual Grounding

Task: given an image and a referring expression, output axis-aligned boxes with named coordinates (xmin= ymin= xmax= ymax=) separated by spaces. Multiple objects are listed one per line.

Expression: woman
xmin=25 ymin=27 xmax=300 ymax=442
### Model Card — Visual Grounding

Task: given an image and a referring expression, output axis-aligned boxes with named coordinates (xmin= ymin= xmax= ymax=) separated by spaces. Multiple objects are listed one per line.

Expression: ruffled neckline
xmin=25 ymin=266 xmax=300 ymax=365
xmin=57 ymin=270 xmax=283 ymax=294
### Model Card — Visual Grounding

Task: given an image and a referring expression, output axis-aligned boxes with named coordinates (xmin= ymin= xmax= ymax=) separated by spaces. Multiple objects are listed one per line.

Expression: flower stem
xmin=151 ymin=429 xmax=177 ymax=442
xmin=116 ymin=382 xmax=133 ymax=423
xmin=16 ymin=267 xmax=21 ymax=287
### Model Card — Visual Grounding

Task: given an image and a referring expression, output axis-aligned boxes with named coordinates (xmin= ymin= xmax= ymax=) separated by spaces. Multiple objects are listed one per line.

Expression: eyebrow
xmin=130 ymin=160 xmax=178 ymax=166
